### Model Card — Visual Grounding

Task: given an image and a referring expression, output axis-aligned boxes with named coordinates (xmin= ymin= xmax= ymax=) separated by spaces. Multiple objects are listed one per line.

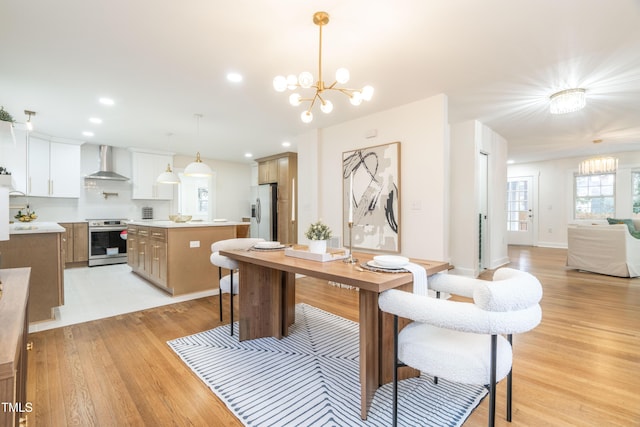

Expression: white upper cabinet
xmin=28 ymin=136 xmax=81 ymax=198
xmin=131 ymin=151 xmax=174 ymax=200
xmin=0 ymin=125 xmax=28 ymax=193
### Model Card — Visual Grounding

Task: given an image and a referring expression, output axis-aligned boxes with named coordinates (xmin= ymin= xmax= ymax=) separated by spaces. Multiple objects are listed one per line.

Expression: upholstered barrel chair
xmin=378 ymin=267 xmax=543 ymax=427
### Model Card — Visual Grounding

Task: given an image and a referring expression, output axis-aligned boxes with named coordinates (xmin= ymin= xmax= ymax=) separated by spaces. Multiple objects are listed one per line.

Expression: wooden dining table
xmin=219 ymin=248 xmax=449 ymax=420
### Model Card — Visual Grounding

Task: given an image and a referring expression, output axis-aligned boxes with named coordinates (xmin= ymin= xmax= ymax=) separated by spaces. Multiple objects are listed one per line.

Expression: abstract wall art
xmin=343 ymin=141 xmax=400 ymax=252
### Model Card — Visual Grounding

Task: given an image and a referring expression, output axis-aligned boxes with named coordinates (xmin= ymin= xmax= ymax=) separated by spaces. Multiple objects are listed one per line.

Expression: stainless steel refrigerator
xmin=250 ymin=183 xmax=278 ymax=240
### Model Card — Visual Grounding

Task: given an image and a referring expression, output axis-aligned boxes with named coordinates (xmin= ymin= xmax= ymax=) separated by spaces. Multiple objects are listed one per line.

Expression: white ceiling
xmin=1 ymin=0 xmax=640 ymax=164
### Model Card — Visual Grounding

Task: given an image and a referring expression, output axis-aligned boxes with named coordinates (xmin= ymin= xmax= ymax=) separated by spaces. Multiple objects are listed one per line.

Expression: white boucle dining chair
xmin=378 ymin=267 xmax=543 ymax=427
xmin=210 ymin=238 xmax=264 ymax=335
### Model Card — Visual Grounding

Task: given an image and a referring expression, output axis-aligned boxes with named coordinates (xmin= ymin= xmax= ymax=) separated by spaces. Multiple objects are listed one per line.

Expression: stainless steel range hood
xmin=85 ymin=145 xmax=129 ymax=181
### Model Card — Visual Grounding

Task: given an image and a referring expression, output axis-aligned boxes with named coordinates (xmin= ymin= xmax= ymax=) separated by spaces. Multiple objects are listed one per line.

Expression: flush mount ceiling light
xmin=184 ymin=114 xmax=213 ymax=177
xmin=24 ymin=110 xmax=36 ymax=131
xmin=273 ymin=11 xmax=373 ymax=124
xmin=578 ymin=156 xmax=618 ymax=175
xmin=549 ymin=88 xmax=586 ymax=114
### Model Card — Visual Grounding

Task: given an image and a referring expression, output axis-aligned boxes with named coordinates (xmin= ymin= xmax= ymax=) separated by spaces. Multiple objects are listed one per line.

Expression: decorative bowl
xmin=15 ymin=214 xmax=37 ymax=222
xmin=169 ymin=214 xmax=192 ymax=223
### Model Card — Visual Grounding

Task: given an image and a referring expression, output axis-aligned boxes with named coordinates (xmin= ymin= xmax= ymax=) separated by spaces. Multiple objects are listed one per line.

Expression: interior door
xmin=507 ymin=176 xmax=534 ymax=245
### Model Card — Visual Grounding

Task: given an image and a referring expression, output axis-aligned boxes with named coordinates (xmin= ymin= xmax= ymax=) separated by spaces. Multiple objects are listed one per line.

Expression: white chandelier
xmin=578 ymin=156 xmax=618 ymax=175
xmin=273 ymin=11 xmax=373 ymax=123
xmin=549 ymin=88 xmax=586 ymax=114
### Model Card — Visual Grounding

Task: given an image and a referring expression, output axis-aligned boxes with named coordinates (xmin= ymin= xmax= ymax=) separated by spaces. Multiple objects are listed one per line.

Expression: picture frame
xmin=342 ymin=141 xmax=400 ymax=252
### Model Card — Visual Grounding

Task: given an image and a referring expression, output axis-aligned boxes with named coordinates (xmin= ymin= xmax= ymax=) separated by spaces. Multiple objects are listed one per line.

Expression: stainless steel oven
xmin=88 ymin=219 xmax=128 ymax=266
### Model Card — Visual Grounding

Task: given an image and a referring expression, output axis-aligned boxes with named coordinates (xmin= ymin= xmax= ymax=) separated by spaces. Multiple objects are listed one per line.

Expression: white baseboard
xmin=449 ymin=266 xmax=477 ymax=277
xmin=536 ymin=241 xmax=568 ymax=249
xmin=488 ymin=257 xmax=510 ymax=270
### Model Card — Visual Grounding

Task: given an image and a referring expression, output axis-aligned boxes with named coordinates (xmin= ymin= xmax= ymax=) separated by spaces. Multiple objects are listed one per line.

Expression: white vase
xmin=308 ymin=239 xmax=327 ymax=254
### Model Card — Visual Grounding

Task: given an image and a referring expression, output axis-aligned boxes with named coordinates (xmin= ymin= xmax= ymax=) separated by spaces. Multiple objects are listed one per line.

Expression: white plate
xmin=254 ymin=241 xmax=282 ymax=249
xmin=213 ymin=218 xmax=228 ymax=222
xmin=367 ymin=260 xmax=407 ymax=270
xmin=373 ymin=255 xmax=409 ymax=268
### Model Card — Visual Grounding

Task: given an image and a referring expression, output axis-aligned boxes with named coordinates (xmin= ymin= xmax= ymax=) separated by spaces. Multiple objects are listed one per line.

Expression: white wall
xmin=449 ymin=121 xmax=477 ymax=275
xmin=450 ymin=120 xmax=509 ymax=276
xmin=508 ymin=150 xmax=640 ymax=248
xmin=296 ymin=95 xmax=450 ymax=261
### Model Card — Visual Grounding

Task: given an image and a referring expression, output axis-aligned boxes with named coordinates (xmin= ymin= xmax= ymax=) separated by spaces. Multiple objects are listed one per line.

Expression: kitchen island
xmin=0 ymin=222 xmax=65 ymax=322
xmin=126 ymin=220 xmax=250 ymax=295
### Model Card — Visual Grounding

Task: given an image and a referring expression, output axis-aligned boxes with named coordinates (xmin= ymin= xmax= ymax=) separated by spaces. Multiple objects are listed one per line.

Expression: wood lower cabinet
xmin=0 ymin=231 xmax=64 ymax=322
xmin=127 ymin=224 xmax=243 ymax=295
xmin=59 ymin=222 xmax=88 ymax=267
xmin=147 ymin=228 xmax=167 ymax=288
xmin=0 ymin=268 xmax=31 ymax=427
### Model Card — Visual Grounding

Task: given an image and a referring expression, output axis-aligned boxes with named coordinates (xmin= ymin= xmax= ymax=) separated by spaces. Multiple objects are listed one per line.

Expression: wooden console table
xmin=219 ymin=249 xmax=448 ymax=420
xmin=0 ymin=268 xmax=31 ymax=427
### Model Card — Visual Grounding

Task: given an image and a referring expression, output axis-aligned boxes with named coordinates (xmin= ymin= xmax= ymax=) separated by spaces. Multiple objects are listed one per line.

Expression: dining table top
xmin=219 ymin=248 xmax=450 ymax=294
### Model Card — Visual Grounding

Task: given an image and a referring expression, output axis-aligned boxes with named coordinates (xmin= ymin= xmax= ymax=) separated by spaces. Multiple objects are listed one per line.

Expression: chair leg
xmin=507 ymin=334 xmax=513 ymax=422
xmin=393 ymin=315 xmax=399 ymax=427
xmin=230 ymin=271 xmax=235 ymax=336
xmin=489 ymin=334 xmax=497 ymax=427
xmin=218 ymin=267 xmax=223 ymax=321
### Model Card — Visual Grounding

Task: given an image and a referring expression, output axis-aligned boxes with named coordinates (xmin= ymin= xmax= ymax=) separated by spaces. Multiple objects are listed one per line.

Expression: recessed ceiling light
xmin=99 ymin=97 xmax=114 ymax=106
xmin=89 ymin=117 xmax=102 ymax=124
xmin=244 ymin=153 xmax=253 ymax=158
xmin=282 ymin=141 xmax=291 ymax=147
xmin=507 ymin=159 xmax=515 ymax=164
xmin=82 ymin=131 xmax=94 ymax=137
xmin=227 ymin=72 xmax=243 ymax=83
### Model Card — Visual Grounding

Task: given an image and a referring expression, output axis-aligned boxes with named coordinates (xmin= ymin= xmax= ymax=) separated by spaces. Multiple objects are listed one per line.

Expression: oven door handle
xmin=90 ymin=226 xmax=128 ymax=232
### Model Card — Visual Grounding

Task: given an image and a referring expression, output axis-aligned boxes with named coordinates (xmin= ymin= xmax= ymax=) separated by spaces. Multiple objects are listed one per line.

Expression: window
xmin=178 ymin=172 xmax=216 ymax=221
xmin=574 ymin=173 xmax=615 ymax=219
xmin=507 ymin=178 xmax=530 ymax=231
xmin=633 ymin=171 xmax=640 ymax=217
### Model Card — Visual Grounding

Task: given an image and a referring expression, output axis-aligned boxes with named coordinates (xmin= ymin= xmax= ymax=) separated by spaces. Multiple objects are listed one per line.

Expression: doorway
xmin=478 ymin=152 xmax=489 ymax=270
xmin=507 ymin=176 xmax=534 ymax=245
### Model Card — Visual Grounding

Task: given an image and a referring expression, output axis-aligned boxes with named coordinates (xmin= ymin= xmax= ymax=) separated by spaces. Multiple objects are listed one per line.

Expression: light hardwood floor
xmin=26 ymin=246 xmax=640 ymax=426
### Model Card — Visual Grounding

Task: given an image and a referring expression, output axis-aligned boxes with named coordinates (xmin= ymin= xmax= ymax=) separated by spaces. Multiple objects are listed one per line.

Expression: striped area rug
xmin=168 ymin=304 xmax=487 ymax=426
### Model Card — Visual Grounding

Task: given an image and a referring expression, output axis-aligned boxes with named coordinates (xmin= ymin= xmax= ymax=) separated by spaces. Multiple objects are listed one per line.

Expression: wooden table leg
xmin=359 ymin=289 xmax=379 ymax=420
xmin=238 ymin=261 xmax=284 ymax=341
xmin=282 ymin=271 xmax=296 ymax=335
xmin=379 ymin=311 xmax=420 ymax=384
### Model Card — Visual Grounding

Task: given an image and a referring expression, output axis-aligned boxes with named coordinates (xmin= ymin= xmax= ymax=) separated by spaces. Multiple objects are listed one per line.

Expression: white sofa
xmin=567 ymin=219 xmax=640 ymax=277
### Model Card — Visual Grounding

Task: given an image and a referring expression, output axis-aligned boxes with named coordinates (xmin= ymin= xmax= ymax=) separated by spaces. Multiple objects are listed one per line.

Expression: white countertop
xmin=127 ymin=220 xmax=248 ymax=228
xmin=9 ymin=222 xmax=65 ymax=234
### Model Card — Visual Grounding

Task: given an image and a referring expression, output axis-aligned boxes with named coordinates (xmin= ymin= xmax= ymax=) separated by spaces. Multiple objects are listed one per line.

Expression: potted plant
xmin=0 ymin=106 xmax=14 ymax=123
xmin=305 ymin=220 xmax=332 ymax=253
xmin=0 ymin=106 xmax=15 ymax=146
xmin=0 ymin=166 xmax=11 ymax=188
